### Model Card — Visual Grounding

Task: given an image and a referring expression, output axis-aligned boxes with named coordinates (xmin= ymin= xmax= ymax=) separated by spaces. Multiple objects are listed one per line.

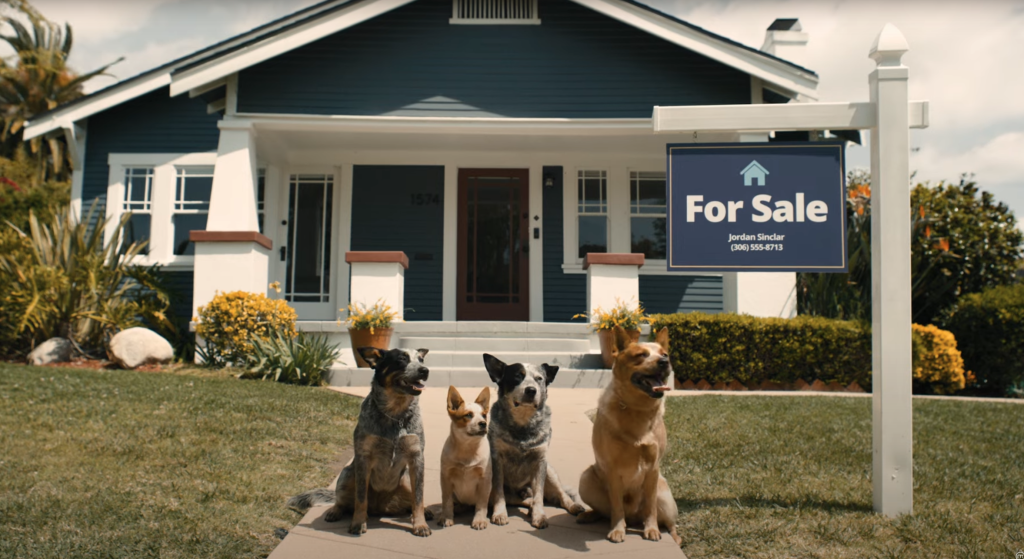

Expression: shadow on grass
xmin=676 ymin=495 xmax=872 ymax=514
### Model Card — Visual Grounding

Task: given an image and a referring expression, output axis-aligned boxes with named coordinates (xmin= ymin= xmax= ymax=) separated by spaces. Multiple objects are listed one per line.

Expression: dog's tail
xmin=287 ymin=488 xmax=335 ymax=512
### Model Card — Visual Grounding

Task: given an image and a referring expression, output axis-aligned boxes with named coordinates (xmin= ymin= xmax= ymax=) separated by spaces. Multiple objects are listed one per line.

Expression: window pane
xmin=176 ymin=166 xmax=214 ymax=211
xmin=631 ymin=171 xmax=666 ymax=215
xmin=124 ymin=168 xmax=153 ymax=210
xmin=631 ymin=216 xmax=666 ymax=260
xmin=123 ymin=213 xmax=151 ymax=255
xmin=578 ymin=215 xmax=607 ymax=258
xmin=578 ymin=170 xmax=607 ymax=215
xmin=172 ymin=214 xmax=207 ymax=256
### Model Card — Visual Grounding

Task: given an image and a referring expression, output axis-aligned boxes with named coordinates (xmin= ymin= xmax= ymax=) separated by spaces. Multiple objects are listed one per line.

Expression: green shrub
xmin=650 ymin=312 xmax=871 ymax=388
xmin=911 ymin=323 xmax=967 ymax=395
xmin=940 ymin=283 xmax=1024 ymax=395
xmin=195 ymin=290 xmax=296 ymax=367
xmin=241 ymin=331 xmax=341 ymax=386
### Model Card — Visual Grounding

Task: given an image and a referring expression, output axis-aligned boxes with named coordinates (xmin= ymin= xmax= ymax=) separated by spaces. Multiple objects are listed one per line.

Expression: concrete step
xmin=398 ymin=336 xmax=592 ymax=353
xmin=393 ymin=321 xmax=594 ymax=337
xmin=423 ymin=350 xmax=603 ymax=369
xmin=326 ymin=366 xmax=612 ymax=389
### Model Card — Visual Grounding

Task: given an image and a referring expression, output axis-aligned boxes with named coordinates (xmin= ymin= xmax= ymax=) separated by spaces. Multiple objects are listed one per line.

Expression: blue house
xmin=25 ymin=0 xmax=817 ymax=331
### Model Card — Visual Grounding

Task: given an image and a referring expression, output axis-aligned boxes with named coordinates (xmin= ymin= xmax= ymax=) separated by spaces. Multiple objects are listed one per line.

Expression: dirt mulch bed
xmin=1 ymin=356 xmax=166 ymax=372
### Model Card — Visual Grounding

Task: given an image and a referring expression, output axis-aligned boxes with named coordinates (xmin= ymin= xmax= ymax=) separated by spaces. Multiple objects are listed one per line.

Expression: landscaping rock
xmin=27 ymin=338 xmax=74 ymax=365
xmin=727 ymin=380 xmax=748 ymax=391
xmin=108 ymin=328 xmax=174 ymax=369
xmin=826 ymin=381 xmax=846 ymax=392
xmin=794 ymin=379 xmax=811 ymax=391
xmin=695 ymin=379 xmax=712 ymax=390
xmin=847 ymin=381 xmax=866 ymax=393
xmin=712 ymin=381 xmax=728 ymax=390
xmin=810 ymin=379 xmax=828 ymax=391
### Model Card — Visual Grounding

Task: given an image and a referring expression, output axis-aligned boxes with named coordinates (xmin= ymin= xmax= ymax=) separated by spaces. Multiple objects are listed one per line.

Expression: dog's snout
xmin=477 ymin=421 xmax=487 ymax=429
xmin=524 ymin=386 xmax=537 ymax=399
xmin=417 ymin=366 xmax=429 ymax=378
xmin=658 ymin=355 xmax=670 ymax=368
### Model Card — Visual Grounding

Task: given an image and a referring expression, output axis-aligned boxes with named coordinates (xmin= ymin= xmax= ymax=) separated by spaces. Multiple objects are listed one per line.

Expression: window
xmin=285 ymin=174 xmax=333 ymax=303
xmin=257 ymin=168 xmax=266 ymax=234
xmin=450 ymin=0 xmax=539 ymax=23
xmin=630 ymin=171 xmax=667 ymax=260
xmin=172 ymin=166 xmax=214 ymax=256
xmin=577 ymin=170 xmax=608 ymax=259
xmin=122 ymin=167 xmax=153 ymax=254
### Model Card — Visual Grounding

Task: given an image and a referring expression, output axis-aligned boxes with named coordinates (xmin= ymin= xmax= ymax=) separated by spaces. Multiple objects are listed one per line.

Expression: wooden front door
xmin=457 ymin=169 xmax=530 ymax=321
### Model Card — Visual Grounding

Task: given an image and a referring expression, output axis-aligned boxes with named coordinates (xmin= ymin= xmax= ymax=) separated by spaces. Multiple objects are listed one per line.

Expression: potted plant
xmin=575 ymin=300 xmax=653 ymax=368
xmin=344 ymin=300 xmax=398 ymax=368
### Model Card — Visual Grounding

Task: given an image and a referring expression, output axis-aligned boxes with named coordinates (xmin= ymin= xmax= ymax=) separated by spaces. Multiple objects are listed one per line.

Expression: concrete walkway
xmin=269 ymin=387 xmax=687 ymax=559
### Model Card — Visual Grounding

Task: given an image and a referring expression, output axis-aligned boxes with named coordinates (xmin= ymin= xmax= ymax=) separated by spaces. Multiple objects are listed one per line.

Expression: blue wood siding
xmin=81 ymin=86 xmax=221 ymax=325
xmin=350 ymin=166 xmax=445 ymax=321
xmin=237 ymin=0 xmax=750 ymax=118
xmin=542 ymin=166 xmax=586 ymax=322
xmin=639 ymin=275 xmax=723 ymax=315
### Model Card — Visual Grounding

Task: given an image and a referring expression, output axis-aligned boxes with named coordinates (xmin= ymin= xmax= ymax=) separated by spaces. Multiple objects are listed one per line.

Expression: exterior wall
xmin=349 ymin=165 xmax=445 ymax=321
xmin=81 ymin=86 xmax=220 ymax=325
xmin=639 ymin=275 xmax=724 ymax=315
xmin=237 ymin=0 xmax=751 ymax=118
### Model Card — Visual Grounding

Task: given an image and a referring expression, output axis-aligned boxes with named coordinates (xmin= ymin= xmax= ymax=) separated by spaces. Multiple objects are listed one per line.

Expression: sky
xmin=21 ymin=0 xmax=1024 ymax=224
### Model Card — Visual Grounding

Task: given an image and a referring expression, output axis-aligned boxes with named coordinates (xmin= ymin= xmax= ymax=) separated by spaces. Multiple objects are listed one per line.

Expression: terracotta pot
xmin=597 ymin=328 xmax=641 ymax=369
xmin=348 ymin=327 xmax=394 ymax=368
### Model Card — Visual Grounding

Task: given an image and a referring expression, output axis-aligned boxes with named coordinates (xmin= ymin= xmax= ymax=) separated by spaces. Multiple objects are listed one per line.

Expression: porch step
xmin=421 ymin=350 xmax=603 ymax=369
xmin=326 ymin=366 xmax=612 ymax=389
xmin=398 ymin=336 xmax=592 ymax=353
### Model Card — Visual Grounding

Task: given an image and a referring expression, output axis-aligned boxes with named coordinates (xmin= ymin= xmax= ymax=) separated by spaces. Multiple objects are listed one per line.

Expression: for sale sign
xmin=666 ymin=142 xmax=847 ymax=272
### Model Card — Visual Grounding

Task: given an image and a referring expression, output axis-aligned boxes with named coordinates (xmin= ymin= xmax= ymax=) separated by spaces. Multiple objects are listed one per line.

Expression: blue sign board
xmin=667 ymin=142 xmax=847 ymax=273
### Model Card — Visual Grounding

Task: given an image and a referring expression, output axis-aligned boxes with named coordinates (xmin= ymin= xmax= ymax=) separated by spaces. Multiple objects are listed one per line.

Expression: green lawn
xmin=0 ymin=364 xmax=361 ymax=559
xmin=662 ymin=395 xmax=1024 ymax=558
xmin=1 ymin=364 xmax=1022 ymax=558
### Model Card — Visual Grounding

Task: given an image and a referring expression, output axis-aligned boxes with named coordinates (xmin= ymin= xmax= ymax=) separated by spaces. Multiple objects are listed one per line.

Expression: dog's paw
xmin=348 ymin=521 xmax=367 ymax=535
xmin=437 ymin=517 xmax=453 ymax=528
xmin=491 ymin=512 xmax=508 ymax=526
xmin=575 ymin=510 xmax=601 ymax=524
xmin=607 ymin=528 xmax=626 ymax=543
xmin=643 ymin=526 xmax=662 ymax=541
xmin=323 ymin=505 xmax=344 ymax=523
xmin=530 ymin=515 xmax=548 ymax=530
xmin=471 ymin=517 xmax=488 ymax=530
xmin=412 ymin=523 xmax=432 ymax=537
xmin=567 ymin=502 xmax=586 ymax=515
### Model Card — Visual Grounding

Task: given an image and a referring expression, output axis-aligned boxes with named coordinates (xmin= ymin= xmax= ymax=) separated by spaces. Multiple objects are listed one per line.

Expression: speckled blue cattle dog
xmin=287 ymin=347 xmax=433 ymax=537
xmin=483 ymin=353 xmax=586 ymax=529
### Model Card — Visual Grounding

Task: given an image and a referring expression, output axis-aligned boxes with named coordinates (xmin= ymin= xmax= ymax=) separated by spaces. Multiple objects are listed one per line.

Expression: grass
xmin=662 ymin=395 xmax=1024 ymax=558
xmin=0 ymin=363 xmax=362 ymax=559
xmin=2 ymin=364 xmax=1022 ymax=558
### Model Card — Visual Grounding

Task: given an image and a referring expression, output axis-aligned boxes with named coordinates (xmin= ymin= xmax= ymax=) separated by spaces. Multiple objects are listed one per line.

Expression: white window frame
xmin=106 ymin=152 xmax=217 ymax=269
xmin=628 ymin=169 xmax=668 ymax=265
xmin=171 ymin=165 xmax=216 ymax=258
xmin=120 ymin=167 xmax=154 ymax=254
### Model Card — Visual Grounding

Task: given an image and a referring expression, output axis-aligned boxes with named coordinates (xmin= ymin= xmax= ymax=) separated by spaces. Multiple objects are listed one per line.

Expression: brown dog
xmin=438 ymin=386 xmax=492 ymax=530
xmin=576 ymin=326 xmax=681 ymax=545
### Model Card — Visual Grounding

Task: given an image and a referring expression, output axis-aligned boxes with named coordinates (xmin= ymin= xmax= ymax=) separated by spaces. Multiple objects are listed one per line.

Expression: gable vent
xmin=451 ymin=0 xmax=539 ymax=24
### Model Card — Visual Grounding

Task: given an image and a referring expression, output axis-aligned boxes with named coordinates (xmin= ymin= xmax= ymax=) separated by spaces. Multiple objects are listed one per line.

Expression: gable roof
xmin=24 ymin=0 xmax=818 ymax=140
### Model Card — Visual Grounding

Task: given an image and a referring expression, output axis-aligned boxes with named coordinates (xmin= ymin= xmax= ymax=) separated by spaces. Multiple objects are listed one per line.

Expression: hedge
xmin=941 ymin=283 xmax=1024 ymax=395
xmin=650 ymin=312 xmax=872 ymax=388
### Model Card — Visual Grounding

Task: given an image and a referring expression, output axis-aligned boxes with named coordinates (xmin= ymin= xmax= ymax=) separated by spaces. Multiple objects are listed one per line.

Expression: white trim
xmin=169 ymin=0 xmax=418 ymax=96
xmin=206 ymin=98 xmax=226 ymax=114
xmin=652 ymin=101 xmax=930 ymax=132
xmin=65 ymin=121 xmax=87 ymax=220
xmin=449 ymin=18 xmax=539 ymax=24
xmin=337 ymin=163 xmax=354 ymax=320
xmin=528 ymin=165 xmax=543 ymax=322
xmin=239 ymin=113 xmax=654 ymax=135
xmin=568 ymin=0 xmax=818 ymax=100
xmin=188 ymin=78 xmax=227 ymax=98
xmin=225 ymin=74 xmax=238 ymax=115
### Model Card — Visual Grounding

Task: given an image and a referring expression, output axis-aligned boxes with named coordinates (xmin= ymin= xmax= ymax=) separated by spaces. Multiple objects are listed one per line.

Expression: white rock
xmin=27 ymin=338 xmax=74 ymax=365
xmin=108 ymin=327 xmax=174 ymax=369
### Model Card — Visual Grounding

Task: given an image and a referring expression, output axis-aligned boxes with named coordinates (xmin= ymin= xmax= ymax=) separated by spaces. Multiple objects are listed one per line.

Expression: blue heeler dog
xmin=483 ymin=353 xmax=586 ymax=529
xmin=288 ymin=347 xmax=433 ymax=537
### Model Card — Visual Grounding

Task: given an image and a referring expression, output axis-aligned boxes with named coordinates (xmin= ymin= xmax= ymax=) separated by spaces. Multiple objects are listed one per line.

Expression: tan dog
xmin=576 ymin=326 xmax=681 ymax=545
xmin=438 ymin=386 xmax=493 ymax=530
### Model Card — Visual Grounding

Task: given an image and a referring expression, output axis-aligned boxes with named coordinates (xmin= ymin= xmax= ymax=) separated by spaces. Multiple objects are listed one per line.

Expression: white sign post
xmin=652 ymin=24 xmax=923 ymax=517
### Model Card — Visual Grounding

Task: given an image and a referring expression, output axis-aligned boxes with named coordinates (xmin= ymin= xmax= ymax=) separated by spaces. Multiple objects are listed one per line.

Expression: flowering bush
xmin=574 ymin=299 xmax=653 ymax=331
xmin=911 ymin=323 xmax=968 ymax=395
xmin=345 ymin=300 xmax=397 ymax=334
xmin=195 ymin=290 xmax=296 ymax=367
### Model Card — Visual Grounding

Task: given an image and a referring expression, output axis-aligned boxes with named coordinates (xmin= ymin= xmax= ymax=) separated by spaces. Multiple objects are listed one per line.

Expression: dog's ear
xmin=357 ymin=347 xmax=385 ymax=368
xmin=541 ymin=363 xmax=559 ymax=385
xmin=483 ymin=353 xmax=506 ymax=384
xmin=612 ymin=326 xmax=633 ymax=355
xmin=655 ymin=327 xmax=669 ymax=352
xmin=416 ymin=348 xmax=429 ymax=361
xmin=474 ymin=387 xmax=491 ymax=413
xmin=447 ymin=385 xmax=464 ymax=415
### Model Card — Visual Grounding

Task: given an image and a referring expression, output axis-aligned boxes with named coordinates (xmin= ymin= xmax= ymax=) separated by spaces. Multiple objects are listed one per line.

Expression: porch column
xmin=722 ymin=132 xmax=797 ymax=318
xmin=584 ymin=253 xmax=644 ymax=322
xmin=346 ymin=251 xmax=409 ymax=321
xmin=191 ymin=120 xmax=270 ymax=318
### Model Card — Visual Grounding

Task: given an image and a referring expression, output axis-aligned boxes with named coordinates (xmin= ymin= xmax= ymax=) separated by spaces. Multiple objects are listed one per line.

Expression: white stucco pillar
xmin=869 ymin=23 xmax=914 ymax=517
xmin=721 ymin=132 xmax=798 ymax=318
xmin=346 ymin=252 xmax=408 ymax=321
xmin=191 ymin=120 xmax=270 ymax=318
xmin=584 ymin=253 xmax=644 ymax=321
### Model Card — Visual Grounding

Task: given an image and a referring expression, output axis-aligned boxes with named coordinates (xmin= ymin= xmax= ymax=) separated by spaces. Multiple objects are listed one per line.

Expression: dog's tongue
xmin=652 ymin=385 xmax=671 ymax=393
xmin=410 ymin=380 xmax=425 ymax=391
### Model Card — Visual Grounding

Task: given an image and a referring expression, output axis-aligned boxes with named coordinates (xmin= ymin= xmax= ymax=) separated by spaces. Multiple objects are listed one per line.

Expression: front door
xmin=457 ymin=169 xmax=530 ymax=321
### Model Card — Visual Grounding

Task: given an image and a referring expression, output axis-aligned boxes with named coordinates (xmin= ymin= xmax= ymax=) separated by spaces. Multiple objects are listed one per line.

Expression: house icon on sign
xmin=741 ymin=160 xmax=769 ymax=186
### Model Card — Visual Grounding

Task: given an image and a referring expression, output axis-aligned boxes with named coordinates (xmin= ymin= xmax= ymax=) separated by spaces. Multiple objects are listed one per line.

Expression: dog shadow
xmin=513 ymin=506 xmax=608 ymax=552
xmin=302 ymin=508 xmax=426 ymax=538
xmin=676 ymin=495 xmax=872 ymax=514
